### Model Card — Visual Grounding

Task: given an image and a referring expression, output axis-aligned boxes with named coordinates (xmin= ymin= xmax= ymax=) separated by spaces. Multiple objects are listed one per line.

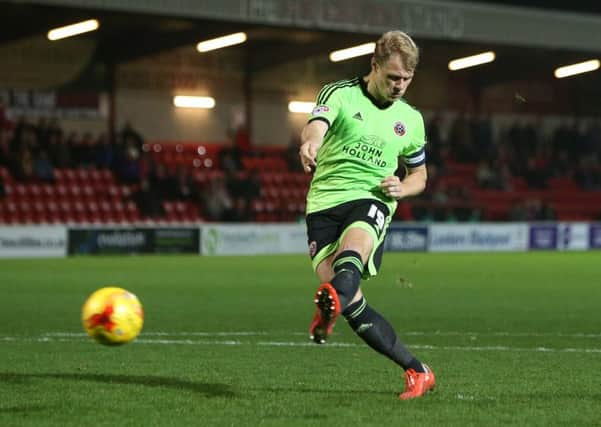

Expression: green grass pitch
xmin=1 ymin=252 xmax=601 ymax=426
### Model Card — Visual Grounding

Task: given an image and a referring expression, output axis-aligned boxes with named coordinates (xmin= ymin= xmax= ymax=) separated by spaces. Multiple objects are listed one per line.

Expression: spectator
xmin=120 ymin=121 xmax=144 ymax=151
xmin=133 ymin=178 xmax=165 ymax=218
xmin=551 ymin=149 xmax=572 ymax=178
xmin=116 ymin=143 xmax=142 ymax=184
xmin=94 ymin=133 xmax=115 ymax=169
xmin=34 ymin=150 xmax=55 ymax=182
xmin=524 ymin=199 xmax=556 ymax=221
xmin=172 ymin=166 xmax=199 ymax=202
xmin=79 ymin=132 xmax=97 ymax=168
xmin=476 ymin=160 xmax=502 ymax=189
xmin=35 ymin=117 xmax=50 ymax=153
xmin=218 ymin=139 xmax=241 ymax=173
xmin=233 ymin=124 xmax=251 ymax=155
xmin=202 ymin=175 xmax=233 ymax=221
xmin=425 ymin=114 xmax=445 ymax=171
xmin=473 ymin=112 xmax=494 ymax=159
xmin=151 ymin=163 xmax=176 ymax=200
xmin=0 ymin=128 xmax=11 ymax=168
xmin=449 ymin=112 xmax=476 ymax=162
xmin=508 ymin=201 xmax=528 ymax=221
xmin=523 ymin=157 xmax=548 ymax=189
xmin=511 ymin=199 xmax=556 ymax=221
xmin=66 ymin=131 xmax=83 ymax=166
xmin=14 ymin=148 xmax=35 ymax=181
xmin=536 ymin=201 xmax=556 ymax=221
xmin=285 ymin=136 xmax=304 ymax=172
xmin=574 ymin=156 xmax=601 ymax=190
xmin=48 ymin=129 xmax=71 ymax=169
xmin=138 ymin=149 xmax=156 ymax=183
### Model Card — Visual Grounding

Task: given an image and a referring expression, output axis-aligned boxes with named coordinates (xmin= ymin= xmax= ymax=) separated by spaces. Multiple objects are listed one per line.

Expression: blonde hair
xmin=374 ymin=30 xmax=419 ymax=71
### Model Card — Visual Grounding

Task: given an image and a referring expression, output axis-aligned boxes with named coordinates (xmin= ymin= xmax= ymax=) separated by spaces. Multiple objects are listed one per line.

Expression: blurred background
xmin=1 ymin=0 xmax=601 ymax=225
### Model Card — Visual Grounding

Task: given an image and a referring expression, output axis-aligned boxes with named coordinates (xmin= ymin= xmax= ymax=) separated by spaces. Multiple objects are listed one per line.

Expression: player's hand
xmin=299 ymin=140 xmax=319 ymax=173
xmin=380 ymin=175 xmax=404 ymax=200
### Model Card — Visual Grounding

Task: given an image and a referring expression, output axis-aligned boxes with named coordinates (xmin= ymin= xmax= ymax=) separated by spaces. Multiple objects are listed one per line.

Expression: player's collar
xmin=360 ymin=77 xmax=394 ymax=110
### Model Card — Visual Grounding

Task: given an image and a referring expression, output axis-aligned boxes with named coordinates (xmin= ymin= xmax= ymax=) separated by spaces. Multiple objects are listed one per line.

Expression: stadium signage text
xmin=0 ymin=226 xmax=66 ymax=258
xmin=385 ymin=226 xmax=428 ymax=251
xmin=428 ymin=224 xmax=527 ymax=252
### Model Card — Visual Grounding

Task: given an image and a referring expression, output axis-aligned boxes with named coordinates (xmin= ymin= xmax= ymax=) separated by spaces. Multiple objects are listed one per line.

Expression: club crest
xmin=309 ymin=241 xmax=317 ymax=257
xmin=393 ymin=121 xmax=406 ymax=136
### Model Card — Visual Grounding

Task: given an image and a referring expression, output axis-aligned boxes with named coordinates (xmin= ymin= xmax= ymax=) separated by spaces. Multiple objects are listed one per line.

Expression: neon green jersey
xmin=306 ymin=77 xmax=427 ymax=215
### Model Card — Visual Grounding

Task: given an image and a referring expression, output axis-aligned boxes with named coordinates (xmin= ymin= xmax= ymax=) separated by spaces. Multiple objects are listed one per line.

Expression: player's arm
xmin=299 ymin=119 xmax=328 ymax=173
xmin=380 ymin=164 xmax=427 ymax=200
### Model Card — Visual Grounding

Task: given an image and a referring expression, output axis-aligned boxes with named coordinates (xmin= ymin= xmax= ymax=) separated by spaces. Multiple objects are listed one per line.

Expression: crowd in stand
xmin=415 ymin=113 xmax=601 ymax=221
xmin=1 ymin=107 xmax=601 ymax=222
xmin=427 ymin=114 xmax=601 ymax=187
xmin=0 ymin=112 xmax=264 ymax=221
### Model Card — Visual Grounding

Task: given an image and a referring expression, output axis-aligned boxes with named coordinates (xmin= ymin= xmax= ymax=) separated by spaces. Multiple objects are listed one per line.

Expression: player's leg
xmin=342 ymin=283 xmax=436 ymax=399
xmin=307 ymin=200 xmax=384 ymax=343
xmin=308 ymin=229 xmax=367 ymax=344
xmin=306 ymin=206 xmax=346 ymax=344
xmin=333 ymin=227 xmax=425 ymax=370
xmin=331 ymin=203 xmax=435 ymax=399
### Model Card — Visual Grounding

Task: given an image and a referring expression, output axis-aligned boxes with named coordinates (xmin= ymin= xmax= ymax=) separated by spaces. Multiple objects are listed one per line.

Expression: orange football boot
xmin=399 ymin=364 xmax=436 ymax=400
xmin=309 ymin=283 xmax=341 ymax=344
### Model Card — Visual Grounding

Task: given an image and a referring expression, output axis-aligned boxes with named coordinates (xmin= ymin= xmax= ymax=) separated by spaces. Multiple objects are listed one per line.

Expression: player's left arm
xmin=380 ymin=109 xmax=428 ymax=200
xmin=380 ymin=163 xmax=427 ymax=200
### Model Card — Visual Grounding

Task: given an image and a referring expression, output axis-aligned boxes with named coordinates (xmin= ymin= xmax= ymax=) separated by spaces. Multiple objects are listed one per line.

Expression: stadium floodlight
xmin=448 ymin=51 xmax=496 ymax=71
xmin=554 ymin=59 xmax=600 ymax=78
xmin=288 ymin=101 xmax=315 ymax=114
xmin=329 ymin=42 xmax=375 ymax=62
xmin=173 ymin=96 xmax=215 ymax=109
xmin=47 ymin=19 xmax=99 ymax=41
xmin=196 ymin=32 xmax=247 ymax=52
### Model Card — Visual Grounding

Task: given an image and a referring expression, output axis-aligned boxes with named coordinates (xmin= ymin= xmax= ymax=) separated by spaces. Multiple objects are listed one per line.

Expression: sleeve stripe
xmin=307 ymin=116 xmax=331 ymax=129
xmin=403 ymin=148 xmax=426 ymax=166
xmin=316 ymin=78 xmax=353 ymax=104
xmin=316 ymin=78 xmax=360 ymax=105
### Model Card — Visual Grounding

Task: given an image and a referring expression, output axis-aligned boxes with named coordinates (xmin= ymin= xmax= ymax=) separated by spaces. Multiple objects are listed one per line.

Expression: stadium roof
xmin=1 ymin=0 xmax=600 ymax=114
xmin=459 ymin=0 xmax=601 ymax=15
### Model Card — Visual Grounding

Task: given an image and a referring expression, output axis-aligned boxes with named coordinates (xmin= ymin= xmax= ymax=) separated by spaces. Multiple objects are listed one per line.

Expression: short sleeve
xmin=307 ymin=82 xmax=344 ymax=129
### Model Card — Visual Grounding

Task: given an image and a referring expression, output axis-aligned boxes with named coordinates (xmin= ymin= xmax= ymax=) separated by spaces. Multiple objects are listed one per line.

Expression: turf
xmin=1 ymin=252 xmax=601 ymax=426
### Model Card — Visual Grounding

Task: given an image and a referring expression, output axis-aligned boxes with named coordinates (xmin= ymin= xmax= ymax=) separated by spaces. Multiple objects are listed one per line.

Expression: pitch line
xmin=40 ymin=331 xmax=601 ymax=339
xmin=3 ymin=335 xmax=601 ymax=354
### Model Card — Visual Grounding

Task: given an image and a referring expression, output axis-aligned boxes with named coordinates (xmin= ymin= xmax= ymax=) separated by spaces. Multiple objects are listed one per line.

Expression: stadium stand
xmin=1 ymin=114 xmax=601 ymax=224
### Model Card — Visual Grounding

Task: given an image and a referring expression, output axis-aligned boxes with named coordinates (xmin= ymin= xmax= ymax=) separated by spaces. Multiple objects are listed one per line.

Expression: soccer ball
xmin=81 ymin=287 xmax=144 ymax=346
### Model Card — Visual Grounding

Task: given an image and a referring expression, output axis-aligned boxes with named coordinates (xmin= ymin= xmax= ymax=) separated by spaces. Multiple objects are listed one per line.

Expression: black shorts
xmin=306 ymin=199 xmax=391 ymax=277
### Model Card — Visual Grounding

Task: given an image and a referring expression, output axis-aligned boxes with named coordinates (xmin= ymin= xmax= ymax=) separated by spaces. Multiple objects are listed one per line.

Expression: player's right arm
xmin=299 ymin=119 xmax=328 ymax=173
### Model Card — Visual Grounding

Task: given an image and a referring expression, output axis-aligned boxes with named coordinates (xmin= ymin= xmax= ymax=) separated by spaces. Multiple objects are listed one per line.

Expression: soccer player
xmin=299 ymin=30 xmax=435 ymax=400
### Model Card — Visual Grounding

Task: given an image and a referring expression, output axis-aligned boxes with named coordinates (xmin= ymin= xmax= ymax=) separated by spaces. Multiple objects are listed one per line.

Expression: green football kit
xmin=305 ymin=77 xmax=427 ymax=276
xmin=306 ymin=77 xmax=427 ymax=215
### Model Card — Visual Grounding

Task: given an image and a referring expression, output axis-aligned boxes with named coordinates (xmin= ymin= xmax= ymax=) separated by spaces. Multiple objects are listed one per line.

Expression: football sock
xmin=343 ymin=297 xmax=425 ymax=372
xmin=330 ymin=250 xmax=363 ymax=310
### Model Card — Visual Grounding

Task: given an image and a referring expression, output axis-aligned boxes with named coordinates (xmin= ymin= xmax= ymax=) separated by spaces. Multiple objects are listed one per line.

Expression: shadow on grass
xmin=0 ymin=405 xmax=51 ymax=414
xmin=0 ymin=372 xmax=235 ymax=398
xmin=251 ymin=385 xmax=394 ymax=396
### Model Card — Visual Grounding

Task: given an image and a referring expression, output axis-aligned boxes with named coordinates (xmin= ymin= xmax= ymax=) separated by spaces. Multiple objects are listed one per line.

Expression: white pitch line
xmin=3 ymin=335 xmax=601 ymax=354
xmin=40 ymin=330 xmax=601 ymax=339
xmin=403 ymin=331 xmax=601 ymax=338
xmin=136 ymin=338 xmax=242 ymax=345
xmin=255 ymin=342 xmax=601 ymax=353
xmin=42 ymin=332 xmax=269 ymax=337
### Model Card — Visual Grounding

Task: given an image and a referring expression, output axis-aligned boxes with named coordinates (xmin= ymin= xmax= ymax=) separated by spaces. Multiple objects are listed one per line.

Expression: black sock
xmin=330 ymin=250 xmax=362 ymax=310
xmin=343 ymin=297 xmax=425 ymax=372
